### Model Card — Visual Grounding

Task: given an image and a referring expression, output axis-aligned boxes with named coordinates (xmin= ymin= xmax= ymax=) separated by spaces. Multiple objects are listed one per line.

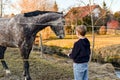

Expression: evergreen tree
xmin=53 ymin=1 xmax=58 ymax=12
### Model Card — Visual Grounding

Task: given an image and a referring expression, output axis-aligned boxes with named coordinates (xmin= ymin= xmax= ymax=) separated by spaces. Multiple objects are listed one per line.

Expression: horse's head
xmin=49 ymin=12 xmax=65 ymax=39
xmin=24 ymin=10 xmax=65 ymax=39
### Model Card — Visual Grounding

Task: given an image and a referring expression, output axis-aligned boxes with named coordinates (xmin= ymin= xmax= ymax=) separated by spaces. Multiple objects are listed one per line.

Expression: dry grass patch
xmin=43 ymin=34 xmax=120 ymax=50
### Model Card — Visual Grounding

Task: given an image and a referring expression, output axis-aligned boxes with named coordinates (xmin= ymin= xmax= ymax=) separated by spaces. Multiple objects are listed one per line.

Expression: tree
xmin=83 ymin=15 xmax=91 ymax=26
xmin=103 ymin=1 xmax=107 ymax=10
xmin=12 ymin=0 xmax=54 ymax=13
xmin=99 ymin=26 xmax=106 ymax=35
xmin=114 ymin=11 xmax=120 ymax=23
xmin=53 ymin=1 xmax=58 ymax=12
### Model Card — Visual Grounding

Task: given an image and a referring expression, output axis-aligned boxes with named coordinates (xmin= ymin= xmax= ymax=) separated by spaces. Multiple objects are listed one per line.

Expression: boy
xmin=68 ymin=25 xmax=91 ymax=80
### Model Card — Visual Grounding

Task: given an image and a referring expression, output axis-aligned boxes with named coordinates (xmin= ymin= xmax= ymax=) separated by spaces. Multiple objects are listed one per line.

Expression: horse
xmin=0 ymin=10 xmax=65 ymax=80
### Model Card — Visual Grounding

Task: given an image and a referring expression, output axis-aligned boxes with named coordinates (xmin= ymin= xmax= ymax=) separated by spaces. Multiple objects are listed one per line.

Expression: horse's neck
xmin=31 ymin=14 xmax=55 ymax=35
xmin=32 ymin=25 xmax=48 ymax=36
xmin=36 ymin=13 xmax=60 ymax=24
xmin=16 ymin=13 xmax=60 ymax=36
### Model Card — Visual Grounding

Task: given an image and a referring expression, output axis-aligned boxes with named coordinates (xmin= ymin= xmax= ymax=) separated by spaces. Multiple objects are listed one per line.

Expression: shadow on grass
xmin=33 ymin=45 xmax=69 ymax=58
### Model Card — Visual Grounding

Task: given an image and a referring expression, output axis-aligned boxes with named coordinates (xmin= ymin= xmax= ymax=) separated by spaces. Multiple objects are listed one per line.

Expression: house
xmin=107 ymin=20 xmax=120 ymax=34
xmin=107 ymin=20 xmax=120 ymax=29
xmin=65 ymin=4 xmax=105 ymax=26
xmin=64 ymin=4 xmax=106 ymax=34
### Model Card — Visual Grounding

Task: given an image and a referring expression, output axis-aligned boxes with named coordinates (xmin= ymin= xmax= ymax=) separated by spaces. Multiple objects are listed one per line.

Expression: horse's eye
xmin=63 ymin=20 xmax=65 ymax=25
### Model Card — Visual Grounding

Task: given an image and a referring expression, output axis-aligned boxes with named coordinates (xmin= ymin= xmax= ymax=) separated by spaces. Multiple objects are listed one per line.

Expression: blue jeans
xmin=73 ymin=62 xmax=88 ymax=80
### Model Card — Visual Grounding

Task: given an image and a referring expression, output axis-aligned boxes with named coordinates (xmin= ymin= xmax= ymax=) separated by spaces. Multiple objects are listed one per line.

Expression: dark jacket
xmin=69 ymin=38 xmax=91 ymax=63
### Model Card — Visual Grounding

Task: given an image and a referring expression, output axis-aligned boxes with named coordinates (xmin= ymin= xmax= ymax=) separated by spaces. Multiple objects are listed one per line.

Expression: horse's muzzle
xmin=57 ymin=35 xmax=64 ymax=39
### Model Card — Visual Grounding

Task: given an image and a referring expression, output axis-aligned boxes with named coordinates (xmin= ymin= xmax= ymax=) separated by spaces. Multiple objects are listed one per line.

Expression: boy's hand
xmin=67 ymin=53 xmax=70 ymax=56
xmin=67 ymin=49 xmax=72 ymax=56
xmin=67 ymin=49 xmax=72 ymax=57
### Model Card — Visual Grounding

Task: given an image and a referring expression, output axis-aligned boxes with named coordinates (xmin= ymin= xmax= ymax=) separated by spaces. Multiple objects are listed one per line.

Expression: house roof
xmin=107 ymin=20 xmax=120 ymax=29
xmin=64 ymin=4 xmax=106 ymax=26
xmin=65 ymin=5 xmax=102 ymax=19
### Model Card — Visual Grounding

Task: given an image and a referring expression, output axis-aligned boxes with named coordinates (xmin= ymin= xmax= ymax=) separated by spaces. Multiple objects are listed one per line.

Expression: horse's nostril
xmin=59 ymin=36 xmax=62 ymax=39
xmin=58 ymin=35 xmax=64 ymax=39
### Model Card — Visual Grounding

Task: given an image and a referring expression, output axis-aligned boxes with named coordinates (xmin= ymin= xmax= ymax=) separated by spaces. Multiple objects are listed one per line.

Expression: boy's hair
xmin=76 ymin=25 xmax=87 ymax=36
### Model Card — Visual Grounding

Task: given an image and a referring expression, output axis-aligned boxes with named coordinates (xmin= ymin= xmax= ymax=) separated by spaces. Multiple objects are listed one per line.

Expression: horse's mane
xmin=24 ymin=10 xmax=61 ymax=17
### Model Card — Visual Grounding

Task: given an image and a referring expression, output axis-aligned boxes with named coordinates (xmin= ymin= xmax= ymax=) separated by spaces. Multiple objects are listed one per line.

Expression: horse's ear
xmin=59 ymin=11 xmax=63 ymax=14
xmin=62 ymin=12 xmax=66 ymax=18
xmin=60 ymin=11 xmax=66 ymax=18
xmin=61 ymin=11 xmax=63 ymax=14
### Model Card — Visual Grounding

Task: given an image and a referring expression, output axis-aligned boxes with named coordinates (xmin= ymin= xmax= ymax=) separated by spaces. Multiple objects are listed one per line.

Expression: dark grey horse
xmin=0 ymin=10 xmax=65 ymax=80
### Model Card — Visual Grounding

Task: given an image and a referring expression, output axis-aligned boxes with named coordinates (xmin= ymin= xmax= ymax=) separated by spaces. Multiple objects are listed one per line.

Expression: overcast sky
xmin=55 ymin=0 xmax=120 ymax=13
xmin=3 ymin=0 xmax=120 ymax=15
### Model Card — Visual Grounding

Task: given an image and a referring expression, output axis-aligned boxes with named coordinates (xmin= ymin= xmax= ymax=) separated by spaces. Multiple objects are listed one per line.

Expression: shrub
xmin=99 ymin=26 xmax=106 ymax=35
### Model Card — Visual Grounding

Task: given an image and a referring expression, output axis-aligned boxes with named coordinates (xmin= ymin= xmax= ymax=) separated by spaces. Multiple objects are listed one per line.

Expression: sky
xmin=55 ymin=0 xmax=120 ymax=13
xmin=2 ymin=0 xmax=120 ymax=15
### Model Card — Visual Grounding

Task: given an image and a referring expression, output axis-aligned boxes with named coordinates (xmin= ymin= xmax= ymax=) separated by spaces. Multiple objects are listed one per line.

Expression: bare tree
xmin=12 ymin=0 xmax=54 ymax=13
xmin=0 ymin=0 xmax=12 ymax=17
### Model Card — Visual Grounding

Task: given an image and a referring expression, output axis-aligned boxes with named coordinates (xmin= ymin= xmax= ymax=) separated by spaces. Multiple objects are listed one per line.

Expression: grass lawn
xmin=0 ymin=34 xmax=120 ymax=80
xmin=0 ymin=48 xmax=73 ymax=80
xmin=43 ymin=34 xmax=120 ymax=50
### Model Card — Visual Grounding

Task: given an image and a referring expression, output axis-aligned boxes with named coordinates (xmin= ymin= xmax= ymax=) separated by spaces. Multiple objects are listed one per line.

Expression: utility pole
xmin=0 ymin=0 xmax=10 ymax=17
xmin=0 ymin=0 xmax=2 ymax=17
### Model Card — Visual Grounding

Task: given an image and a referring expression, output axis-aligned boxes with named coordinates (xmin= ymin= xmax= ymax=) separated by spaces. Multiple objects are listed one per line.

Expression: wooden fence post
xmin=39 ymin=33 xmax=43 ymax=58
